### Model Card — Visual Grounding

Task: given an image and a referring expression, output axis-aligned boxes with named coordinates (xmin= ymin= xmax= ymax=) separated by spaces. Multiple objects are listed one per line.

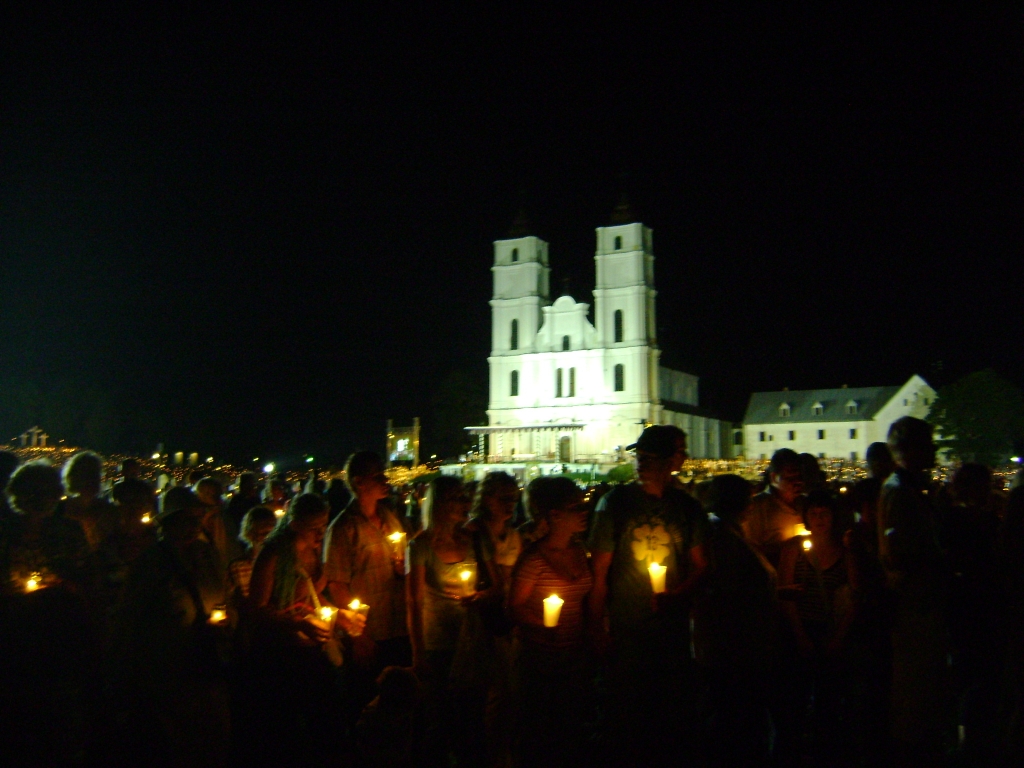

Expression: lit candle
xmin=141 ymin=512 xmax=152 ymax=524
xmin=648 ymin=562 xmax=667 ymax=594
xmin=209 ymin=608 xmax=228 ymax=624
xmin=543 ymin=594 xmax=564 ymax=627
xmin=794 ymin=523 xmax=810 ymax=537
xmin=458 ymin=563 xmax=477 ymax=597
xmin=347 ymin=599 xmax=370 ymax=636
xmin=25 ymin=573 xmax=41 ymax=592
xmin=803 ymin=538 xmax=813 ymax=551
xmin=387 ymin=531 xmax=406 ymax=561
xmin=318 ymin=605 xmax=338 ymax=628
xmin=274 ymin=508 xmax=285 ymax=518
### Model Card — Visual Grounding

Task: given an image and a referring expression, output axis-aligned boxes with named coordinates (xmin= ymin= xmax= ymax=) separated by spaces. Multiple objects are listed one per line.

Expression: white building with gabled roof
xmin=741 ymin=375 xmax=936 ymax=460
xmin=466 ymin=208 xmax=730 ymax=468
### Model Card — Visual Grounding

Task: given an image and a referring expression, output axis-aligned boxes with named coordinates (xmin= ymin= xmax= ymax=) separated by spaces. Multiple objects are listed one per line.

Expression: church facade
xmin=465 ymin=216 xmax=730 ymax=468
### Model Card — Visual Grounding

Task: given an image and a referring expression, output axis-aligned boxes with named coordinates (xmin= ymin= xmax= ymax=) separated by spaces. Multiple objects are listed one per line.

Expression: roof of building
xmin=743 ymin=385 xmax=901 ymax=424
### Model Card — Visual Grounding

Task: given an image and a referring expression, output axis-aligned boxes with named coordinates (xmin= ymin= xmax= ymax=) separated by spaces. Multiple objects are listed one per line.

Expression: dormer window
xmin=614 ymin=235 xmax=622 ymax=250
xmin=778 ymin=403 xmax=791 ymax=418
xmin=812 ymin=402 xmax=824 ymax=416
xmin=845 ymin=400 xmax=858 ymax=415
xmin=511 ymin=247 xmax=519 ymax=262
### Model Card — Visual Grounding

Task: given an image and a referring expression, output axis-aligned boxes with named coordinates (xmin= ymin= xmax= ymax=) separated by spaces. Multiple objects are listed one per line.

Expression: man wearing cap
xmin=588 ymin=425 xmax=708 ymax=764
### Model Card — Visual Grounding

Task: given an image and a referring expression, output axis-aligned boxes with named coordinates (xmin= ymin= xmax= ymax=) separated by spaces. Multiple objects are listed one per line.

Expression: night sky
xmin=1 ymin=5 xmax=1021 ymax=466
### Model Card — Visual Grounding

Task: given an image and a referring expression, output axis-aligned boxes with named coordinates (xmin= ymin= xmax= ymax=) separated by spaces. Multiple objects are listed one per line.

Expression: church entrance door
xmin=558 ymin=435 xmax=572 ymax=463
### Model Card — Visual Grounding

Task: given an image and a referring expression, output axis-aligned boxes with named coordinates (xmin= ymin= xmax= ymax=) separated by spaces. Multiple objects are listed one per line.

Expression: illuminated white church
xmin=465 ymin=209 xmax=730 ymax=469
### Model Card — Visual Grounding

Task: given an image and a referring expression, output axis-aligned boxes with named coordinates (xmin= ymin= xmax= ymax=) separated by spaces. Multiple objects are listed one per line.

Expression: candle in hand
xmin=648 ymin=562 xmax=667 ymax=594
xmin=25 ymin=573 xmax=41 ymax=593
xmin=457 ymin=563 xmax=477 ymax=597
xmin=318 ymin=605 xmax=338 ymax=627
xmin=543 ymin=594 xmax=564 ymax=627
xmin=347 ymin=599 xmax=369 ymax=636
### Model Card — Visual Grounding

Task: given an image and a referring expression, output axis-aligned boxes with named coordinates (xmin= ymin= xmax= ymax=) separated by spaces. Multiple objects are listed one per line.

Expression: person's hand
xmin=298 ymin=618 xmax=330 ymax=645
xmin=459 ymin=590 xmax=485 ymax=606
xmin=338 ymin=608 xmax=368 ymax=636
xmin=410 ymin=656 xmax=430 ymax=679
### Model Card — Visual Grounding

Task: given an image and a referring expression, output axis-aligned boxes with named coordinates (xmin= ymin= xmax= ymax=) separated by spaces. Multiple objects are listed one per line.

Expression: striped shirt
xmin=513 ymin=544 xmax=592 ymax=649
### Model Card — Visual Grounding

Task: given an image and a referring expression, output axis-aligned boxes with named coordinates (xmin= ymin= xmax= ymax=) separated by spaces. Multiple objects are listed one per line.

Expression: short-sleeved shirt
xmin=324 ymin=501 xmax=407 ymax=643
xmin=512 ymin=544 xmax=592 ymax=649
xmin=407 ymin=535 xmax=478 ymax=652
xmin=742 ymin=490 xmax=805 ymax=569
xmin=588 ymin=483 xmax=706 ymax=635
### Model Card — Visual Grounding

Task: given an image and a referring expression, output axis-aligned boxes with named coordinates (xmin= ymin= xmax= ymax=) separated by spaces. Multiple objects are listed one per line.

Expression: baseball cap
xmin=625 ymin=425 xmax=685 ymax=457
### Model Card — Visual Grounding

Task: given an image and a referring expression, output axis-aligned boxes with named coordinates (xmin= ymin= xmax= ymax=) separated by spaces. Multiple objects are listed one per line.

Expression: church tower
xmin=489 ymin=217 xmax=550 ymax=357
xmin=592 ymin=201 xmax=661 ymax=422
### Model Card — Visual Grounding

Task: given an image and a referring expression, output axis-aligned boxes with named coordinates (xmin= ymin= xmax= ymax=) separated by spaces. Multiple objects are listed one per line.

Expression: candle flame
xmin=319 ymin=606 xmax=335 ymax=622
xmin=459 ymin=570 xmax=472 ymax=581
xmin=141 ymin=513 xmax=152 ymax=524
xmin=349 ymin=599 xmax=361 ymax=610
xmin=388 ymin=532 xmax=403 ymax=543
xmin=803 ymin=539 xmax=813 ymax=550
xmin=26 ymin=575 xmax=40 ymax=592
xmin=210 ymin=609 xmax=227 ymax=623
xmin=274 ymin=508 xmax=285 ymax=517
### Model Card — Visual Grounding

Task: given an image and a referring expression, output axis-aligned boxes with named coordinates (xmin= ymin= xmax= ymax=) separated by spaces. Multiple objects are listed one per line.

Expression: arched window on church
xmin=511 ymin=247 xmax=518 ymax=262
xmin=614 ymin=364 xmax=624 ymax=392
xmin=510 ymin=370 xmax=519 ymax=397
xmin=614 ymin=310 xmax=623 ymax=343
xmin=510 ymin=319 xmax=518 ymax=350
xmin=614 ymin=235 xmax=622 ymax=250
xmin=562 ymin=335 xmax=570 ymax=351
xmin=569 ymin=367 xmax=575 ymax=397
xmin=555 ymin=368 xmax=563 ymax=398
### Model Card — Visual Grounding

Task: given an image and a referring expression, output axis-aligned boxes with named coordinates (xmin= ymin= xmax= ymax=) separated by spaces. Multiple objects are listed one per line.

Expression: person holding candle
xmin=245 ymin=492 xmax=339 ymax=765
xmin=407 ymin=474 xmax=498 ymax=766
xmin=509 ymin=476 xmax=593 ymax=768
xmin=0 ymin=460 xmax=94 ymax=766
xmin=324 ymin=451 xmax=411 ymax=726
xmin=587 ymin=425 xmax=708 ymax=766
xmin=107 ymin=485 xmax=229 ymax=768
xmin=466 ymin=471 xmax=522 ymax=765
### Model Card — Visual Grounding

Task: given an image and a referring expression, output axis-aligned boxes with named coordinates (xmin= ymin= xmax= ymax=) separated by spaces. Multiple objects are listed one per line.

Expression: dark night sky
xmin=1 ymin=5 xmax=1021 ymax=466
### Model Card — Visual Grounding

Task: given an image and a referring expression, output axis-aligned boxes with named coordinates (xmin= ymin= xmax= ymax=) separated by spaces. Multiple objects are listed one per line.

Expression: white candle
xmin=457 ymin=563 xmax=477 ymax=597
xmin=648 ymin=562 xmax=667 ymax=594
xmin=347 ymin=599 xmax=370 ymax=636
xmin=318 ymin=605 xmax=338 ymax=628
xmin=543 ymin=594 xmax=564 ymax=627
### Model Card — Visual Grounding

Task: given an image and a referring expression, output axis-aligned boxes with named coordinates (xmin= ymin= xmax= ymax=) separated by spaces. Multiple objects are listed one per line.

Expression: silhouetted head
xmin=865 ymin=442 xmax=895 ymax=480
xmin=952 ymin=463 xmax=992 ymax=508
xmin=7 ymin=461 xmax=64 ymax=517
xmin=768 ymin=449 xmax=804 ymax=504
xmin=0 ymin=450 xmax=19 ymax=490
xmin=887 ymin=417 xmax=936 ymax=473
xmin=704 ymin=474 xmax=754 ymax=525
xmin=63 ymin=451 xmax=104 ymax=498
xmin=472 ymin=471 xmax=519 ymax=524
xmin=120 ymin=458 xmax=141 ymax=480
xmin=344 ymin=451 xmax=390 ymax=504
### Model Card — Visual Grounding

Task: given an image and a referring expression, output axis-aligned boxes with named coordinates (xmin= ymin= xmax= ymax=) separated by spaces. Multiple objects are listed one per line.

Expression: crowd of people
xmin=2 ymin=416 xmax=1024 ymax=767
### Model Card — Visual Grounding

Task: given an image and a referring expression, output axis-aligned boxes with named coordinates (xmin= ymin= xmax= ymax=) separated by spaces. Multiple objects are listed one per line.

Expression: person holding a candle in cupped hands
xmin=406 ymin=475 xmax=498 ymax=767
xmin=509 ymin=476 xmax=594 ymax=768
xmin=245 ymin=492 xmax=341 ymax=765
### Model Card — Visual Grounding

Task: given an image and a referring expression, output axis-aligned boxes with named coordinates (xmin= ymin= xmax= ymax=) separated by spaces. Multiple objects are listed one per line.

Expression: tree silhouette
xmin=927 ymin=369 xmax=1024 ymax=466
